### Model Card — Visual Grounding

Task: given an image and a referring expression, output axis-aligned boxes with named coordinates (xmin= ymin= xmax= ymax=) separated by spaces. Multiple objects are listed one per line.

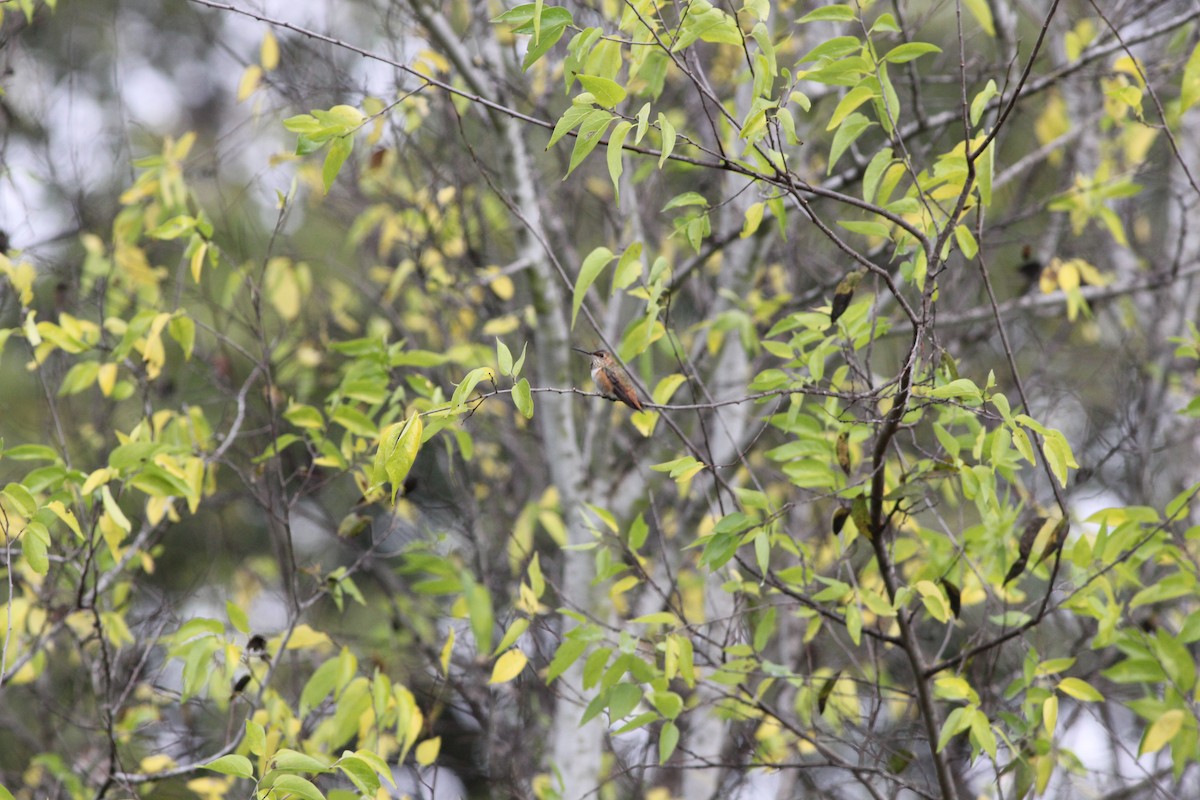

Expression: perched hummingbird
xmin=825 ymin=268 xmax=867 ymax=335
xmin=572 ymin=348 xmax=643 ymax=410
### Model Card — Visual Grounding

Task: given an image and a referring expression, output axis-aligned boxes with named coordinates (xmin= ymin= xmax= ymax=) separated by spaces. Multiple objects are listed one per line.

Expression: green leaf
xmin=662 ymin=191 xmax=708 ymax=211
xmin=336 ymin=755 xmax=381 ymax=796
xmin=464 ymin=573 xmax=494 ymax=652
xmin=322 ymin=135 xmax=353 ymax=193
xmin=955 ymin=225 xmax=978 ymax=259
xmin=226 ymin=601 xmax=249 ymax=634
xmin=976 ymin=139 xmax=994 ymax=206
xmin=496 ymin=339 xmax=514 ymax=376
xmin=203 ymin=754 xmax=254 ymax=779
xmin=167 ymin=315 xmax=195 ymax=359
xmin=928 ymin=379 xmax=982 ymax=402
xmin=827 ymin=113 xmax=873 ymax=173
xmin=609 ymin=682 xmax=642 ymax=719
xmin=838 ymin=220 xmax=891 ymax=238
xmin=331 ymin=404 xmax=377 ymax=436
xmin=270 ymin=753 xmax=331 ymax=777
xmin=269 ymin=774 xmax=325 ymax=800
xmin=612 ymin=242 xmax=643 ymax=291
xmin=937 ymin=706 xmax=971 ymax=752
xmin=147 ymin=215 xmax=197 ymax=240
xmin=566 ymin=110 xmax=612 ymax=177
xmin=862 ymin=147 xmax=893 ymax=204
xmin=606 ymin=121 xmax=633 ymax=203
xmin=546 ymin=638 xmax=588 ymax=683
xmin=883 ymin=42 xmax=941 ymax=63
xmin=3 ymin=483 xmax=38 ymax=517
xmin=797 ymin=36 xmax=861 ymax=64
xmin=512 ymin=378 xmax=534 ymax=418
xmin=300 ymin=657 xmax=341 ymax=716
xmin=799 ymin=4 xmax=855 ymax=23
xmin=1 ymin=444 xmax=60 ymax=462
xmin=845 ymin=603 xmax=862 ymax=645
xmin=450 ymin=366 xmax=497 ymax=408
xmin=246 ymin=719 xmax=266 ymax=755
xmin=970 ymin=79 xmax=999 ymax=127
xmin=493 ymin=618 xmax=530 ymax=657
xmin=22 ymin=527 xmax=49 ymax=574
xmin=547 ymin=103 xmax=595 ymax=150
xmin=572 ymin=246 xmax=616 ymax=328
xmin=659 ymin=720 xmax=680 ymax=763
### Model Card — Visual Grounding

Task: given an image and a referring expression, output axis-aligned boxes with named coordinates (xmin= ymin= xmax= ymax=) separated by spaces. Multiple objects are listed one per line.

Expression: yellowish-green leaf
xmin=1057 ymin=677 xmax=1103 ymax=702
xmin=962 ymin=0 xmax=995 ymax=36
xmin=915 ymin=580 xmax=950 ymax=623
xmin=415 ymin=737 xmax=441 ymax=766
xmin=373 ymin=412 xmax=423 ymax=504
xmin=512 ymin=378 xmax=534 ymax=418
xmin=578 ymin=75 xmax=627 ymax=108
xmin=741 ymin=202 xmax=765 ymax=238
xmin=827 ymin=85 xmax=876 ymax=131
xmin=101 ymin=485 xmax=131 ymax=533
xmin=657 ymin=113 xmax=676 ymax=168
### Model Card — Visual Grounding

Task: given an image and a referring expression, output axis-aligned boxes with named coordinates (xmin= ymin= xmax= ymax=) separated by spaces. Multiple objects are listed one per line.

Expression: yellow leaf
xmin=1043 ymin=695 xmax=1058 ymax=738
xmin=439 ymin=628 xmax=455 ymax=675
xmin=237 ymin=64 xmax=263 ymax=102
xmin=97 ymin=362 xmax=118 ymax=396
xmin=1140 ymin=709 xmax=1184 ymax=755
xmin=81 ymin=468 xmax=113 ymax=496
xmin=489 ymin=648 xmax=528 ymax=684
xmin=489 ymin=274 xmax=514 ymax=300
xmin=285 ymin=624 xmax=333 ymax=650
xmin=264 ymin=258 xmax=301 ymax=321
xmin=415 ymin=736 xmax=441 ymax=766
xmin=47 ymin=500 xmax=84 ymax=540
xmin=261 ymin=30 xmax=279 ymax=71
xmin=482 ymin=314 xmax=520 ymax=336
xmin=101 ymin=485 xmax=131 ymax=533
xmin=1058 ymin=260 xmax=1080 ymax=292
xmin=190 ymin=241 xmax=207 ymax=283
xmin=139 ymin=753 xmax=177 ymax=773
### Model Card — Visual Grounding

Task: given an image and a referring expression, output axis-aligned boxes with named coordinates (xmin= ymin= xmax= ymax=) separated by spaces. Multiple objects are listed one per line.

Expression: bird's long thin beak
xmin=571 ymin=347 xmax=592 ymax=356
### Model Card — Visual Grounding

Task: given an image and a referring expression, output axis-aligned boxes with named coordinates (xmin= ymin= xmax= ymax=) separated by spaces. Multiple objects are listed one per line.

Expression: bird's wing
xmin=610 ymin=378 xmax=643 ymax=410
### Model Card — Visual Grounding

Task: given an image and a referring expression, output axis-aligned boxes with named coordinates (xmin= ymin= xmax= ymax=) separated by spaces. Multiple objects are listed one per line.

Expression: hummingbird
xmin=572 ymin=348 xmax=643 ymax=410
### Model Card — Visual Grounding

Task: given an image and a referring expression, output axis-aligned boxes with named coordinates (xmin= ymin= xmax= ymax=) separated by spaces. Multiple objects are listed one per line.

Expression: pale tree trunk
xmin=411 ymin=5 xmax=606 ymax=793
xmin=495 ymin=59 xmax=607 ymax=800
